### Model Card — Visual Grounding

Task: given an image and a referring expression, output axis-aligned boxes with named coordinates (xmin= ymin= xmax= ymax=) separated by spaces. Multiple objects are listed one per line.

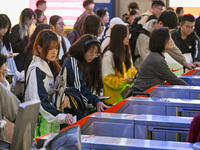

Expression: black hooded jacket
xmin=171 ymin=28 xmax=200 ymax=62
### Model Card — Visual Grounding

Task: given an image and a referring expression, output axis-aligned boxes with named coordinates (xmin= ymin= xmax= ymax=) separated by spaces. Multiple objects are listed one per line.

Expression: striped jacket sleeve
xmin=62 ymin=57 xmax=100 ymax=106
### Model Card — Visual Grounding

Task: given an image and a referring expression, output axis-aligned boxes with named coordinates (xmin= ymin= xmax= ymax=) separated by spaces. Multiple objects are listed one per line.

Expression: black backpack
xmin=129 ymin=23 xmax=150 ymax=63
xmin=64 ymin=87 xmax=87 ymax=121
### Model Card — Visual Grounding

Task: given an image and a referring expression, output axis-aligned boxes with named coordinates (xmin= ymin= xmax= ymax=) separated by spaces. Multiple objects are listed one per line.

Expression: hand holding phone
xmin=98 ymin=96 xmax=111 ymax=100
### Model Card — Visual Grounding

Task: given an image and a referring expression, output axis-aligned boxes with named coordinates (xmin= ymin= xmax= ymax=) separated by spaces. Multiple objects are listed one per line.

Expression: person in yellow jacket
xmin=102 ymin=24 xmax=137 ymax=105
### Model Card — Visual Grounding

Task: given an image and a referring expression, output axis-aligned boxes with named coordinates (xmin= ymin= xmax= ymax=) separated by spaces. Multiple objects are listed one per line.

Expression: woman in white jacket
xmin=25 ymin=29 xmax=73 ymax=137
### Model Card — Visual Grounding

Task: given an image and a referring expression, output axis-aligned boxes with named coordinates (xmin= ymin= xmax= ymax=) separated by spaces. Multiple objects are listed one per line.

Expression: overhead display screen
xmin=29 ymin=0 xmax=85 ymax=29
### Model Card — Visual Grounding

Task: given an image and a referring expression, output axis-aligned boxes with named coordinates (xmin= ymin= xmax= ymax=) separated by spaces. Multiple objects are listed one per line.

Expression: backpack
xmin=99 ymin=27 xmax=109 ymax=44
xmin=129 ymin=23 xmax=150 ymax=63
xmin=132 ymin=14 xmax=151 ymax=26
xmin=63 ymin=87 xmax=87 ymax=121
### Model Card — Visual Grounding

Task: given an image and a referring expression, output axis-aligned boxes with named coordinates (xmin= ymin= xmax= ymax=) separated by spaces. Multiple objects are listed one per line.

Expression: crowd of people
xmin=1 ymin=0 xmax=200 ymax=143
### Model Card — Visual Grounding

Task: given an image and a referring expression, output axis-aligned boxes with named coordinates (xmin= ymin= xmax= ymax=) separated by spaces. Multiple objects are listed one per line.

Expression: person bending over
xmin=133 ymin=28 xmax=188 ymax=92
xmin=25 ymin=30 xmax=73 ymax=137
xmin=62 ymin=34 xmax=109 ymax=112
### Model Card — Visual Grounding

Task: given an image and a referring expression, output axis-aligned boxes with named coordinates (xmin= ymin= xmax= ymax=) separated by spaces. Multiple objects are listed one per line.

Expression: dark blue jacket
xmin=62 ymin=57 xmax=100 ymax=106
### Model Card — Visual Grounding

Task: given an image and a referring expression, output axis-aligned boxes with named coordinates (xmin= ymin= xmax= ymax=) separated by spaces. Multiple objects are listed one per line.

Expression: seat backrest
xmin=10 ymin=100 xmax=40 ymax=150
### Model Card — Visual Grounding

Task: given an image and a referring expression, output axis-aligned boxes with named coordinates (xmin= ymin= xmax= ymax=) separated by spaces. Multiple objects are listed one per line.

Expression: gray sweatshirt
xmin=133 ymin=52 xmax=188 ymax=91
xmin=0 ymin=82 xmax=19 ymax=140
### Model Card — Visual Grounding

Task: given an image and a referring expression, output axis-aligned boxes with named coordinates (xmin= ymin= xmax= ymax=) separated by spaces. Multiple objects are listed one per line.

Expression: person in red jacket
xmin=187 ymin=113 xmax=200 ymax=143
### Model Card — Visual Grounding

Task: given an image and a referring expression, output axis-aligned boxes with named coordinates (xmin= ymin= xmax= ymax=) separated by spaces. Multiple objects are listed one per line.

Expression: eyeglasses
xmin=57 ymin=22 xmax=65 ymax=26
xmin=156 ymin=6 xmax=163 ymax=12
xmin=88 ymin=50 xmax=100 ymax=58
xmin=185 ymin=25 xmax=194 ymax=30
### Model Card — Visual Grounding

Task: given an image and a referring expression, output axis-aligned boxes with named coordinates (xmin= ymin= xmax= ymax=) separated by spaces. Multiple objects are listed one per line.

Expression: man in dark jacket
xmin=171 ymin=14 xmax=200 ymax=67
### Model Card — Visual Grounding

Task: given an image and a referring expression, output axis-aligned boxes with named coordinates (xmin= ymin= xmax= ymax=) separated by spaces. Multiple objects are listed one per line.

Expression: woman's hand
xmin=193 ymin=62 xmax=200 ymax=67
xmin=126 ymin=77 xmax=134 ymax=83
xmin=96 ymin=101 xmax=109 ymax=112
xmin=8 ymin=52 xmax=13 ymax=58
xmin=65 ymin=114 xmax=73 ymax=125
xmin=59 ymin=96 xmax=69 ymax=111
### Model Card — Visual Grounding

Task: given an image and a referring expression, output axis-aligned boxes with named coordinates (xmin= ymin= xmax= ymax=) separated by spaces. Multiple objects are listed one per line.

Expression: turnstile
xmin=179 ymin=75 xmax=200 ymax=86
xmin=166 ymin=98 xmax=200 ymax=117
xmin=117 ymin=97 xmax=166 ymax=115
xmin=36 ymin=133 xmax=194 ymax=150
xmin=81 ymin=135 xmax=193 ymax=150
xmin=134 ymin=114 xmax=192 ymax=141
xmin=151 ymin=85 xmax=200 ymax=99
xmin=81 ymin=113 xmax=192 ymax=142
xmin=81 ymin=113 xmax=137 ymax=138
xmin=116 ymin=97 xmax=200 ymax=117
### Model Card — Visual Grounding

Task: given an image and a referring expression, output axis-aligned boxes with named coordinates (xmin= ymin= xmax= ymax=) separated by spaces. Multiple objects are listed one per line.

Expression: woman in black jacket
xmin=10 ymin=8 xmax=35 ymax=72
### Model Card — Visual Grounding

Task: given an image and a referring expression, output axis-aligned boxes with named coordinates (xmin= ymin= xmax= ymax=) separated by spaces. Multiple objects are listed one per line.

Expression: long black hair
xmin=149 ymin=28 xmax=170 ymax=54
xmin=82 ymin=14 xmax=103 ymax=37
xmin=103 ymin=24 xmax=132 ymax=74
xmin=0 ymin=14 xmax=11 ymax=51
xmin=63 ymin=34 xmax=102 ymax=94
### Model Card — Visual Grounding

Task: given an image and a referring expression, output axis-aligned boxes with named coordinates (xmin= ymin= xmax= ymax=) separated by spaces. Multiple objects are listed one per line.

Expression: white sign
xmin=94 ymin=0 xmax=110 ymax=3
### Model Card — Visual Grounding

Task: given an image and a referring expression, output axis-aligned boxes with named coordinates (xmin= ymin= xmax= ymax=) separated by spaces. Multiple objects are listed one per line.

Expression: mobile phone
xmin=98 ymin=96 xmax=111 ymax=100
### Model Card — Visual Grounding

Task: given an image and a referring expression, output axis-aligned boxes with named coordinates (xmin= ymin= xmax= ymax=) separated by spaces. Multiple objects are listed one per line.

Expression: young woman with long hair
xmin=10 ymin=8 xmax=35 ymax=72
xmin=25 ymin=29 xmax=73 ymax=137
xmin=102 ymin=24 xmax=137 ymax=105
xmin=0 ymin=14 xmax=19 ymax=86
xmin=62 ymin=34 xmax=109 ymax=112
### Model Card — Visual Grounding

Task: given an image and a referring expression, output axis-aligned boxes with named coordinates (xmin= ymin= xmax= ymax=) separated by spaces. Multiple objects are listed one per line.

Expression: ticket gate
xmin=134 ymin=114 xmax=192 ymax=141
xmin=151 ymin=85 xmax=200 ymax=99
xmin=80 ymin=113 xmax=192 ymax=142
xmin=116 ymin=97 xmax=166 ymax=115
xmin=116 ymin=97 xmax=200 ymax=117
xmin=81 ymin=135 xmax=194 ymax=150
xmin=166 ymin=98 xmax=200 ymax=117
xmin=179 ymin=75 xmax=200 ymax=86
xmin=36 ymin=133 xmax=194 ymax=150
xmin=81 ymin=113 xmax=137 ymax=138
